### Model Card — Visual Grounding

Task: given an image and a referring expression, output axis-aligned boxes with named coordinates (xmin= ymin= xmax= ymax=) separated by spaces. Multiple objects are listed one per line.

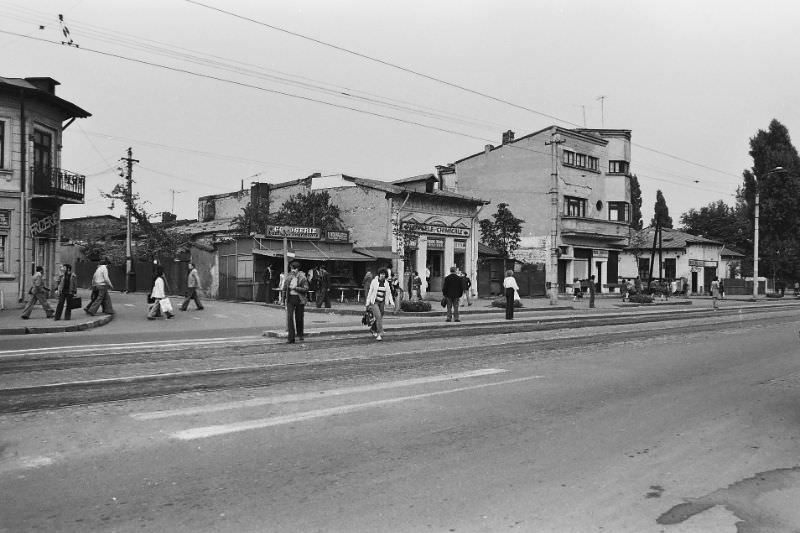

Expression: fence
xmin=75 ymin=259 xmax=189 ymax=296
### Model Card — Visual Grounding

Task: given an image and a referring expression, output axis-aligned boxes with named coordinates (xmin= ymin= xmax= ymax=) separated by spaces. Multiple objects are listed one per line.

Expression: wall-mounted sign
xmin=401 ymin=222 xmax=470 ymax=238
xmin=0 ymin=210 xmax=10 ymax=232
xmin=454 ymin=240 xmax=466 ymax=250
xmin=427 ymin=237 xmax=445 ymax=249
xmin=262 ymin=225 xmax=320 ymax=240
xmin=325 ymin=230 xmax=349 ymax=242
xmin=30 ymin=212 xmax=58 ymax=236
xmin=689 ymin=259 xmax=718 ymax=267
xmin=592 ymin=249 xmax=609 ymax=259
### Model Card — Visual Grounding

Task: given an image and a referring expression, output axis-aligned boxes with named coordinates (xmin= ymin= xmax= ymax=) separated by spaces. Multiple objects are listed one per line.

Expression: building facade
xmin=0 ymin=77 xmax=90 ymax=305
xmin=440 ymin=127 xmax=633 ymax=294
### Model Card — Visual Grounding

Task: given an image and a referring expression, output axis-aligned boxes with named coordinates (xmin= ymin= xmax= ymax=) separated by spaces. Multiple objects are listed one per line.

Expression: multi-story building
xmin=0 ymin=77 xmax=90 ymax=305
xmin=439 ymin=126 xmax=633 ymax=294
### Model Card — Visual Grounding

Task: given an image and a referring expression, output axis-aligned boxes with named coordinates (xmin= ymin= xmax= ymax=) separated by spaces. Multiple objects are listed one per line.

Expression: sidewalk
xmin=0 ymin=289 xmax=788 ymax=336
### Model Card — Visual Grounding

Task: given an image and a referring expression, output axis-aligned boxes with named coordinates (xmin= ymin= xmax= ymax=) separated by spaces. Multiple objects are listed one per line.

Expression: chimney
xmin=308 ymin=172 xmax=321 ymax=180
xmin=161 ymin=212 xmax=177 ymax=223
xmin=502 ymin=130 xmax=515 ymax=144
xmin=25 ymin=77 xmax=59 ymax=94
xmin=484 ymin=144 xmax=494 ymax=155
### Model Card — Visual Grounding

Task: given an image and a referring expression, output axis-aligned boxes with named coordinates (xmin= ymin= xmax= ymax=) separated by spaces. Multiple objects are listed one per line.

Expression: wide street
xmin=1 ymin=301 xmax=800 ymax=532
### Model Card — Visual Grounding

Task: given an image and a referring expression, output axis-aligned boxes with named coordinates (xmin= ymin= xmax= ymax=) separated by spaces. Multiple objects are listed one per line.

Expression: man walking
xmin=442 ymin=266 xmax=464 ymax=322
xmin=315 ymin=263 xmax=331 ymax=308
xmin=180 ymin=262 xmax=205 ymax=311
xmin=283 ymin=261 xmax=309 ymax=344
xmin=588 ymin=274 xmax=596 ymax=309
xmin=86 ymin=258 xmax=114 ymax=315
xmin=21 ymin=265 xmax=54 ymax=319
xmin=53 ymin=264 xmax=77 ymax=320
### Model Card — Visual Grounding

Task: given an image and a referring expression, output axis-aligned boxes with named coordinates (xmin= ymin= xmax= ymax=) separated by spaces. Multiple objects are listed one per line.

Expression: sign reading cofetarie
xmin=262 ymin=225 xmax=320 ymax=239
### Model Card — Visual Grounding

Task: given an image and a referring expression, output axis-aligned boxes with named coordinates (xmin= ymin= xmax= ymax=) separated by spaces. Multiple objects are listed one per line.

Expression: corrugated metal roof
xmin=627 ymin=227 xmax=721 ymax=250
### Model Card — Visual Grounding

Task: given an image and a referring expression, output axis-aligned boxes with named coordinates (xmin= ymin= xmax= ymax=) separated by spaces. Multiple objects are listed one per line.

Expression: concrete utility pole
xmin=596 ymin=95 xmax=606 ymax=128
xmin=545 ymin=131 xmax=565 ymax=305
xmin=121 ymin=147 xmax=139 ymax=293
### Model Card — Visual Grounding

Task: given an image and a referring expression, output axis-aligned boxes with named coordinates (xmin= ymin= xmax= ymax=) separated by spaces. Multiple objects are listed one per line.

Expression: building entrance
xmin=428 ymin=250 xmax=443 ymax=292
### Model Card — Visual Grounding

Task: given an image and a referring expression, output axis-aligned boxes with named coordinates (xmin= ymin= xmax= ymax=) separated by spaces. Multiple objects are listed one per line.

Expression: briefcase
xmin=68 ymin=296 xmax=82 ymax=310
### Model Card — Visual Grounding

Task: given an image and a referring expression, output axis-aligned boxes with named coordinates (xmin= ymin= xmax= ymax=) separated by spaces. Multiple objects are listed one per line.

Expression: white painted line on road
xmin=0 ymin=336 xmax=263 ymax=357
xmin=133 ymin=368 xmax=509 ymax=420
xmin=171 ymin=374 xmax=544 ymax=441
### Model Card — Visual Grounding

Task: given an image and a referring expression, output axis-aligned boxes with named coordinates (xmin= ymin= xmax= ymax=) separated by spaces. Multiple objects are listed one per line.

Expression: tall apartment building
xmin=439 ymin=126 xmax=633 ymax=293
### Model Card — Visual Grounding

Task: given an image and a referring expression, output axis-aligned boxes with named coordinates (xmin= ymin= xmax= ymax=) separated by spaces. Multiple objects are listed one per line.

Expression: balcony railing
xmin=32 ymin=166 xmax=85 ymax=203
xmin=561 ymin=216 xmax=629 ymax=241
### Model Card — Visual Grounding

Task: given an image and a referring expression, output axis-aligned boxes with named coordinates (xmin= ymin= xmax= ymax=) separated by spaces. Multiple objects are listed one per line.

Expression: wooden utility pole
xmin=121 ymin=147 xmax=139 ymax=292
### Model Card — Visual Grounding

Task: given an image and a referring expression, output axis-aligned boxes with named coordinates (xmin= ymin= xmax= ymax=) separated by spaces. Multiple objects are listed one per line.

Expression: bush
xmin=491 ymin=297 xmax=522 ymax=308
xmin=628 ymin=294 xmax=654 ymax=304
xmin=766 ymin=292 xmax=784 ymax=298
xmin=400 ymin=300 xmax=432 ymax=312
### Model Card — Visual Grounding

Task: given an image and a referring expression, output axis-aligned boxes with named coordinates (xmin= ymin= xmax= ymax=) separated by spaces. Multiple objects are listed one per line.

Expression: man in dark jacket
xmin=315 ymin=264 xmax=331 ymax=308
xmin=442 ymin=266 xmax=464 ymax=322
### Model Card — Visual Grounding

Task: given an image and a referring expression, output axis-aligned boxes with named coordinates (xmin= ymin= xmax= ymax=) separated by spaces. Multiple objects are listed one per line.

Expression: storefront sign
xmin=262 ymin=225 xmax=320 ymax=239
xmin=454 ymin=240 xmax=466 ymax=250
xmin=30 ymin=212 xmax=58 ymax=236
xmin=592 ymin=249 xmax=609 ymax=259
xmin=0 ymin=210 xmax=10 ymax=232
xmin=325 ymin=230 xmax=349 ymax=242
xmin=689 ymin=259 xmax=718 ymax=267
xmin=401 ymin=222 xmax=470 ymax=238
xmin=427 ymin=237 xmax=445 ymax=249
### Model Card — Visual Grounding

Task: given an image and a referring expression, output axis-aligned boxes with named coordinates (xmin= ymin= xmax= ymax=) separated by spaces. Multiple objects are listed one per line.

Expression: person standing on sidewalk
xmin=710 ymin=276 xmax=720 ymax=310
xmin=442 ymin=266 xmax=464 ymax=322
xmin=411 ymin=271 xmax=422 ymax=300
xmin=315 ymin=263 xmax=331 ymax=308
xmin=264 ymin=263 xmax=275 ymax=304
xmin=503 ymin=269 xmax=519 ymax=320
xmin=21 ymin=265 xmax=54 ymax=319
xmin=86 ymin=258 xmax=114 ymax=316
xmin=284 ymin=261 xmax=309 ymax=344
xmin=365 ymin=268 xmax=394 ymax=341
xmin=53 ymin=264 xmax=77 ymax=321
xmin=588 ymin=274 xmax=596 ymax=308
xmin=180 ymin=262 xmax=205 ymax=311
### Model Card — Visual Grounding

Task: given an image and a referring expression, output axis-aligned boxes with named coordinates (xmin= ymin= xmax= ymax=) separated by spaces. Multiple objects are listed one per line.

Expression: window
xmin=575 ymin=153 xmax=586 ymax=168
xmin=0 ymin=235 xmax=5 ymax=272
xmin=588 ymin=156 xmax=598 ymax=171
xmin=33 ymin=129 xmax=53 ymax=172
xmin=608 ymin=201 xmax=629 ymax=222
xmin=562 ymin=150 xmax=576 ymax=166
xmin=0 ymin=121 xmax=5 ymax=168
xmin=563 ymin=150 xmax=599 ymax=172
xmin=608 ymin=160 xmax=629 ymax=174
xmin=564 ymin=196 xmax=587 ymax=217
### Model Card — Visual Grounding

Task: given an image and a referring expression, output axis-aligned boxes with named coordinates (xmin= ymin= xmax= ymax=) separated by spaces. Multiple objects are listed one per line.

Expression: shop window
xmin=0 ymin=121 xmax=5 ymax=168
xmin=0 ymin=235 xmax=6 ymax=272
xmin=564 ymin=196 xmax=586 ymax=217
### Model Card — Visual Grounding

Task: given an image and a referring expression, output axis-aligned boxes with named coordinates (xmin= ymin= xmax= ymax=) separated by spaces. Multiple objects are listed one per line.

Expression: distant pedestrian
xmin=21 ymin=265 xmax=54 ymax=319
xmin=503 ymin=269 xmax=519 ymax=320
xmin=180 ymin=262 xmax=204 ymax=311
xmin=442 ymin=266 xmax=464 ymax=322
xmin=284 ymin=260 xmax=309 ymax=344
xmin=86 ymin=258 xmax=114 ymax=316
xmin=411 ymin=271 xmax=422 ymax=300
xmin=362 ymin=270 xmax=373 ymax=302
xmin=365 ymin=268 xmax=393 ymax=341
xmin=315 ymin=263 xmax=331 ymax=308
xmin=588 ymin=274 xmax=596 ymax=308
xmin=277 ymin=271 xmax=286 ymax=305
xmin=389 ymin=272 xmax=402 ymax=312
xmin=719 ymin=279 xmax=725 ymax=300
xmin=459 ymin=269 xmax=472 ymax=307
xmin=572 ymin=278 xmax=582 ymax=302
xmin=53 ymin=264 xmax=78 ymax=321
xmin=710 ymin=276 xmax=720 ymax=310
xmin=264 ymin=264 xmax=276 ymax=303
xmin=148 ymin=266 xmax=174 ymax=319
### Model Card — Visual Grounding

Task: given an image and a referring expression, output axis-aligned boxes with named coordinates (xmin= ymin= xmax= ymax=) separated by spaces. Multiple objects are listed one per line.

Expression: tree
xmin=232 ymin=201 xmax=272 ymax=235
xmin=650 ymin=189 xmax=673 ymax=229
xmin=629 ymin=174 xmax=643 ymax=230
xmin=679 ymin=200 xmax=750 ymax=252
xmin=392 ymin=220 xmax=422 ymax=270
xmin=740 ymin=119 xmax=800 ymax=281
xmin=234 ymin=189 xmax=344 ymax=235
xmin=479 ymin=203 xmax=524 ymax=260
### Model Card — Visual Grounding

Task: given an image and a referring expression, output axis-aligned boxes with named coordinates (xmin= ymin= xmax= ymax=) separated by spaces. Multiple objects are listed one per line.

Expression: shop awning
xmin=252 ymin=240 xmax=373 ymax=262
xmin=354 ymin=246 xmax=396 ymax=260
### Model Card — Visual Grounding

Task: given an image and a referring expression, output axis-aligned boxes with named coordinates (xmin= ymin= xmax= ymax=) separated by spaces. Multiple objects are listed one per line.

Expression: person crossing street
xmin=180 ymin=262 xmax=205 ymax=311
xmin=21 ymin=265 xmax=53 ymax=319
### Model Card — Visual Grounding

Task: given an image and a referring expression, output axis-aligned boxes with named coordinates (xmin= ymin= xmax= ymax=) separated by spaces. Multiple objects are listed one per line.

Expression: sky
xmin=3 ymin=0 xmax=799 ymax=224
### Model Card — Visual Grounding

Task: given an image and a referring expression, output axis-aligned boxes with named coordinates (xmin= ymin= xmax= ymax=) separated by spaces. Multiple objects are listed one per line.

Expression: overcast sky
xmin=3 ymin=0 xmax=799 ymax=224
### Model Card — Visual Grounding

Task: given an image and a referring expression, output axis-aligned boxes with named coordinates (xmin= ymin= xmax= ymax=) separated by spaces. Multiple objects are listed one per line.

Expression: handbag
xmin=513 ymin=289 xmax=521 ymax=302
xmin=440 ymin=297 xmax=447 ymax=307
xmin=68 ymin=296 xmax=82 ymax=310
xmin=147 ymin=294 xmax=156 ymax=304
xmin=361 ymin=308 xmax=375 ymax=327
xmin=160 ymin=297 xmax=174 ymax=314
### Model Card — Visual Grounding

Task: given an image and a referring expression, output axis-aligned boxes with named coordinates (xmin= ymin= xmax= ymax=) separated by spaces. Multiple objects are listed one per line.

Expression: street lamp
xmin=753 ymin=166 xmax=786 ymax=299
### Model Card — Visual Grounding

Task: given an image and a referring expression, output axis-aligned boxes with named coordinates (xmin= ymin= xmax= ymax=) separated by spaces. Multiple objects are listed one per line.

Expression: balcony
xmin=560 ymin=216 xmax=629 ymax=242
xmin=32 ymin=166 xmax=85 ymax=204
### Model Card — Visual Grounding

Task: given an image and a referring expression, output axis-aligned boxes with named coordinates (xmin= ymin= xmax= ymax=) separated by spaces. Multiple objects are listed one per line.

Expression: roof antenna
xmin=596 ymin=95 xmax=606 ymax=128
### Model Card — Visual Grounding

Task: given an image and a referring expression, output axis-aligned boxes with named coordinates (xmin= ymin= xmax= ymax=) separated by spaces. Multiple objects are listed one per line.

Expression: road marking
xmin=133 ymin=368 xmax=509 ymax=420
xmin=171 ymin=374 xmax=543 ymax=441
xmin=0 ymin=336 xmax=263 ymax=358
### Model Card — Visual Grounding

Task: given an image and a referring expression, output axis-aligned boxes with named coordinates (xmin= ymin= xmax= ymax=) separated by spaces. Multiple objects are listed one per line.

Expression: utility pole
xmin=121 ymin=147 xmax=139 ymax=292
xmin=169 ymin=189 xmax=185 ymax=214
xmin=596 ymin=95 xmax=606 ymax=128
xmin=545 ymin=130 xmax=565 ymax=305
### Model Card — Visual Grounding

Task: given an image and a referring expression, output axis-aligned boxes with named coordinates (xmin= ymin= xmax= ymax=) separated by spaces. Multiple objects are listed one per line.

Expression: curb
xmin=0 ymin=314 xmax=113 ymax=335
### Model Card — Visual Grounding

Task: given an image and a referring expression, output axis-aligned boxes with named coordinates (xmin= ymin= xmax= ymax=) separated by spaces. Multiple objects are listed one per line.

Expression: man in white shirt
xmin=86 ymin=258 xmax=115 ymax=315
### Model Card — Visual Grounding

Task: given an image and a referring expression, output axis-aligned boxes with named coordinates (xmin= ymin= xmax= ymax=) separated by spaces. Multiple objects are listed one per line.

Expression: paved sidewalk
xmin=0 ymin=288 xmax=790 ymax=336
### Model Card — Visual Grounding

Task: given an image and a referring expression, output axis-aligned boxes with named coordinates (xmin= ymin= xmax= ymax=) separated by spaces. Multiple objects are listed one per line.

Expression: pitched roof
xmin=626 ymin=227 xmax=722 ymax=250
xmin=391 ymin=173 xmax=437 ymax=185
xmin=0 ymin=76 xmax=91 ymax=118
xmin=342 ymin=175 xmax=488 ymax=204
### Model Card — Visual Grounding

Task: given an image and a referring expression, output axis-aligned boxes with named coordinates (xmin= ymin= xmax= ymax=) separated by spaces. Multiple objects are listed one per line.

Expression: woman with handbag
xmin=148 ymin=266 xmax=174 ymax=319
xmin=503 ymin=269 xmax=520 ymax=320
xmin=365 ymin=268 xmax=394 ymax=341
xmin=53 ymin=264 xmax=78 ymax=321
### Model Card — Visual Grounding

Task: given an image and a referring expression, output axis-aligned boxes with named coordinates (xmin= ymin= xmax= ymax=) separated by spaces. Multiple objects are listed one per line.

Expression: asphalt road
xmin=1 ymin=309 xmax=800 ymax=532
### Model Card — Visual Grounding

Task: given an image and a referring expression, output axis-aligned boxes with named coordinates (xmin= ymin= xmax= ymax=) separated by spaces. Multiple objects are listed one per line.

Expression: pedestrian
xmin=362 ymin=270 xmax=373 ymax=301
xmin=365 ymin=268 xmax=394 ymax=340
xmin=53 ymin=264 xmax=78 ymax=321
xmin=85 ymin=257 xmax=114 ymax=316
xmin=710 ymin=276 xmax=720 ymax=310
xmin=284 ymin=260 xmax=309 ymax=344
xmin=148 ymin=265 xmax=174 ymax=319
xmin=411 ymin=271 xmax=422 ymax=300
xmin=180 ymin=262 xmax=205 ymax=311
xmin=794 ymin=281 xmax=799 ymax=297
xmin=315 ymin=263 xmax=331 ymax=308
xmin=442 ymin=266 xmax=464 ymax=322
xmin=264 ymin=263 xmax=275 ymax=304
xmin=572 ymin=278 xmax=582 ymax=302
xmin=425 ymin=265 xmax=431 ymax=295
xmin=459 ymin=269 xmax=472 ymax=307
xmin=719 ymin=279 xmax=725 ymax=300
xmin=588 ymin=274 xmax=596 ymax=308
xmin=503 ymin=269 xmax=519 ymax=320
xmin=277 ymin=270 xmax=286 ymax=305
xmin=21 ymin=265 xmax=54 ymax=319
xmin=390 ymin=272 xmax=403 ymax=311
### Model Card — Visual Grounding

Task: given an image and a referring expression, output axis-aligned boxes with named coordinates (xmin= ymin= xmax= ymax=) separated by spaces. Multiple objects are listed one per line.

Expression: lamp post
xmin=753 ymin=166 xmax=785 ymax=299
xmin=545 ymin=131 xmax=565 ymax=305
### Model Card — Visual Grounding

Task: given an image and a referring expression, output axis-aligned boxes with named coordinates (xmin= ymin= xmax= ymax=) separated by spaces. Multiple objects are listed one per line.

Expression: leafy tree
xmin=479 ymin=203 xmax=524 ymax=259
xmin=679 ymin=200 xmax=750 ymax=251
xmin=629 ymin=174 xmax=643 ymax=230
xmin=392 ymin=220 xmax=422 ymax=270
xmin=650 ymin=189 xmax=673 ymax=229
xmin=740 ymin=119 xmax=800 ymax=281
xmin=233 ymin=201 xmax=272 ymax=235
xmin=272 ymin=190 xmax=343 ymax=230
